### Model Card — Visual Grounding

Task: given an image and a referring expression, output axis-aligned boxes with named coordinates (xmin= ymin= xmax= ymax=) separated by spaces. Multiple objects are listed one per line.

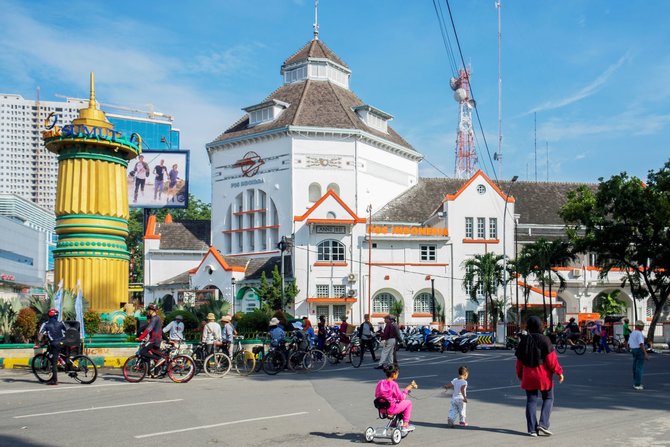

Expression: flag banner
xmin=75 ymin=280 xmax=86 ymax=340
xmin=54 ymin=279 xmax=64 ymax=321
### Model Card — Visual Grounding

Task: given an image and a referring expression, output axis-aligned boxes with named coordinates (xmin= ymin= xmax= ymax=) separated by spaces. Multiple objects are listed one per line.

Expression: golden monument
xmin=43 ymin=73 xmax=140 ymax=311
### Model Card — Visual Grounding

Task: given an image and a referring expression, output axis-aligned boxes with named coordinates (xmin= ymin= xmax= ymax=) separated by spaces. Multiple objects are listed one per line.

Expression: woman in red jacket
xmin=515 ymin=316 xmax=564 ymax=437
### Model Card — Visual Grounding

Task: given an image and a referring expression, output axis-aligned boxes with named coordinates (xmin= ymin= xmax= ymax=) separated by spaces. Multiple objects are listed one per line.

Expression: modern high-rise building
xmin=0 ymin=92 xmax=180 ymax=211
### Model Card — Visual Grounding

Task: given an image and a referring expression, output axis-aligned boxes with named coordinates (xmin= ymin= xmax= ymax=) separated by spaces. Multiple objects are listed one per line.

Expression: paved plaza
xmin=0 ymin=349 xmax=668 ymax=447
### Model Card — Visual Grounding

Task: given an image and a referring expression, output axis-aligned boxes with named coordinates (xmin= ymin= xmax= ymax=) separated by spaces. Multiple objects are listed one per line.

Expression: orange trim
xmin=143 ymin=215 xmax=160 ymax=240
xmin=306 ymin=297 xmax=357 ymax=303
xmin=225 ymin=250 xmax=280 ymax=257
xmin=222 ymin=224 xmax=279 ymax=233
xmin=444 ymin=170 xmax=515 ymax=203
xmin=294 ymin=189 xmax=366 ymax=223
xmin=188 ymin=267 xmax=197 ymax=274
xmin=306 ymin=218 xmax=356 ymax=224
xmin=233 ymin=208 xmax=267 ymax=215
xmin=517 ymin=280 xmax=558 ymax=297
xmin=371 ymin=313 xmax=387 ymax=318
xmin=412 ymin=313 xmax=433 ymax=318
xmin=367 ymin=263 xmax=449 ymax=267
xmin=193 ymin=246 xmax=247 ymax=273
xmin=462 ymin=239 xmax=500 ymax=244
xmin=552 ymin=267 xmax=574 ymax=271
xmin=313 ymin=262 xmax=348 ymax=267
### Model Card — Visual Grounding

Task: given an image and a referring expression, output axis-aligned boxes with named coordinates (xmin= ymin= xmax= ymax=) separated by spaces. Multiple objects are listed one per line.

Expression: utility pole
xmin=431 ymin=278 xmax=437 ymax=323
xmin=367 ymin=204 xmax=373 ymax=316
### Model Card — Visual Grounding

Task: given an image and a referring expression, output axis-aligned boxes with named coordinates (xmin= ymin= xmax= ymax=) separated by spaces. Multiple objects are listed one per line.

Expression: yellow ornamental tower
xmin=43 ymin=73 xmax=140 ymax=311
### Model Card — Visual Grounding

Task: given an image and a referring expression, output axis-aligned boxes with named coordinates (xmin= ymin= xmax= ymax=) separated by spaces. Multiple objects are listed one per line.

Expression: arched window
xmin=327 ymin=183 xmax=340 ymax=196
xmin=317 ymin=240 xmax=345 ymax=262
xmin=309 ymin=183 xmax=322 ymax=202
xmin=326 ymin=211 xmax=336 ymax=219
xmin=373 ymin=293 xmax=395 ymax=314
xmin=414 ymin=293 xmax=433 ymax=313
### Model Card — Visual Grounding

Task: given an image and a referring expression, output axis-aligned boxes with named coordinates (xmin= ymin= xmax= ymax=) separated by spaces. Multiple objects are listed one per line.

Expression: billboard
xmin=127 ymin=150 xmax=190 ymax=209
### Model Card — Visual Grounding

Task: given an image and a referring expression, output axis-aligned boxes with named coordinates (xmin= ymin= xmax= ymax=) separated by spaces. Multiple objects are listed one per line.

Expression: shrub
xmin=13 ymin=307 xmax=38 ymax=343
xmin=272 ymin=309 xmax=290 ymax=329
xmin=84 ymin=311 xmax=101 ymax=335
xmin=0 ymin=299 xmax=20 ymax=339
xmin=165 ymin=310 xmax=199 ymax=331
xmin=236 ymin=308 xmax=272 ymax=334
xmin=123 ymin=316 xmax=137 ymax=335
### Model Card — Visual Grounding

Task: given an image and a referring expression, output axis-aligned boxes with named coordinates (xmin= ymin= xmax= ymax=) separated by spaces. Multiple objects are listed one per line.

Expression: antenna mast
xmin=495 ymin=0 xmax=503 ymax=177
xmin=313 ymin=0 xmax=319 ymax=40
xmin=534 ymin=112 xmax=537 ymax=182
xmin=451 ymin=68 xmax=478 ymax=178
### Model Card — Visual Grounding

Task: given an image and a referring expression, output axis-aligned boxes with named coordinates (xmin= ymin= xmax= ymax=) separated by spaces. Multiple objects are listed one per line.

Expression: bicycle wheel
xmin=304 ymin=349 xmax=327 ymax=372
xmin=233 ymin=350 xmax=256 ymax=376
xmin=122 ymin=355 xmax=148 ymax=383
xmin=555 ymin=339 xmax=566 ymax=354
xmin=168 ymin=355 xmax=196 ymax=383
xmin=263 ymin=350 xmax=286 ymax=375
xmin=574 ymin=339 xmax=586 ymax=355
xmin=204 ymin=353 xmax=231 ymax=378
xmin=288 ymin=351 xmax=308 ymax=373
xmin=349 ymin=344 xmax=363 ymax=368
xmin=70 ymin=355 xmax=97 ymax=384
xmin=31 ymin=353 xmax=53 ymax=383
xmin=326 ymin=343 xmax=341 ymax=364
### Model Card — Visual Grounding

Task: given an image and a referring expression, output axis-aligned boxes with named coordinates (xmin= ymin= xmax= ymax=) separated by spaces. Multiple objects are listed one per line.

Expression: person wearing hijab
xmin=515 ymin=316 xmax=565 ymax=437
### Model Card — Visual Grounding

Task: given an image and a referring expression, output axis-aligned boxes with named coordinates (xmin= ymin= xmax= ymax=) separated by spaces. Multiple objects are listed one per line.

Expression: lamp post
xmin=431 ymin=278 xmax=437 ymax=323
xmin=231 ymin=277 xmax=237 ymax=316
xmin=502 ymin=175 xmax=518 ymax=330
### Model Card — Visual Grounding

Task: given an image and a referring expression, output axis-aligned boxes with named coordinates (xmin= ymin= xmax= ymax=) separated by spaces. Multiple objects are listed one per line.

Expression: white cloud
xmin=524 ymin=51 xmax=631 ymax=115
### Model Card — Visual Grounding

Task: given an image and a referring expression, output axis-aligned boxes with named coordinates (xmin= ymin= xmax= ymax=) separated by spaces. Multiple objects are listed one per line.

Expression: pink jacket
xmin=375 ymin=379 xmax=409 ymax=413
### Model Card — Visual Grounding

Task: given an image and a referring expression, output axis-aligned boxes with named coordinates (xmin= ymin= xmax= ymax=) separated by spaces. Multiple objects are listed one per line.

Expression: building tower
xmin=451 ymin=68 xmax=478 ymax=178
xmin=43 ymin=73 xmax=140 ymax=310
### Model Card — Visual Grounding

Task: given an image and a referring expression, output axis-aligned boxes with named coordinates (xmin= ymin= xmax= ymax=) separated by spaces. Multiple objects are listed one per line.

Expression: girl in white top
xmin=444 ymin=365 xmax=469 ymax=427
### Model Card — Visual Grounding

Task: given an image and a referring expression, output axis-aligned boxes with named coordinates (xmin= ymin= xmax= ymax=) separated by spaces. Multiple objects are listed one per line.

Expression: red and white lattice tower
xmin=451 ymin=68 xmax=478 ymax=178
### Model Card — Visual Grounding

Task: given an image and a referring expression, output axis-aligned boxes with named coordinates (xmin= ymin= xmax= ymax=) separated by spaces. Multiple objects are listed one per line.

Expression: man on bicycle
xmin=34 ymin=308 xmax=67 ymax=386
xmin=564 ymin=317 xmax=581 ymax=346
xmin=220 ymin=315 xmax=234 ymax=357
xmin=136 ymin=304 xmax=164 ymax=371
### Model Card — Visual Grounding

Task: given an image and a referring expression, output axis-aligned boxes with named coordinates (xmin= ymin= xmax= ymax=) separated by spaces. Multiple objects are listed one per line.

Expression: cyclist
xmin=564 ymin=317 xmax=581 ymax=346
xmin=163 ymin=314 xmax=185 ymax=346
xmin=34 ymin=308 xmax=67 ymax=386
xmin=220 ymin=315 xmax=234 ymax=357
xmin=202 ymin=313 xmax=222 ymax=355
xmin=136 ymin=304 xmax=164 ymax=371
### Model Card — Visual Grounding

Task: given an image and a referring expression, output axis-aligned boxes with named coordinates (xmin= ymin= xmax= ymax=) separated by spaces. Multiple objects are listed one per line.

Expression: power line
xmin=432 ymin=0 xmax=459 ymax=76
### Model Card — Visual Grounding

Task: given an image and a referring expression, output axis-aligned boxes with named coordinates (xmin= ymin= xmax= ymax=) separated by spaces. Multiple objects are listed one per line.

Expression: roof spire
xmin=89 ymin=71 xmax=96 ymax=108
xmin=71 ymin=71 xmax=112 ymax=130
xmin=313 ymin=0 xmax=319 ymax=40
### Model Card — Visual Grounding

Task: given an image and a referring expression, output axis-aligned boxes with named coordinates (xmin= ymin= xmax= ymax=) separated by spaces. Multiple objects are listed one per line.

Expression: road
xmin=1 ymin=349 xmax=668 ymax=447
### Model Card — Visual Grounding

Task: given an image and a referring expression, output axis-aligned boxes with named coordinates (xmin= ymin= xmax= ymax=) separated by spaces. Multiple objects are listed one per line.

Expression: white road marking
xmin=0 ymin=381 xmax=157 ymax=395
xmin=468 ymin=385 xmax=519 ymax=393
xmin=13 ymin=399 xmax=183 ymax=419
xmin=133 ymin=411 xmax=309 ymax=439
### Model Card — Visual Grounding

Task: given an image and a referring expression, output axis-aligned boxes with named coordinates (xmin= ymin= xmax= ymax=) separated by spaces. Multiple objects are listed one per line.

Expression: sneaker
xmin=529 ymin=432 xmax=538 ymax=437
xmin=459 ymin=422 xmax=468 ymax=427
xmin=400 ymin=425 xmax=415 ymax=432
xmin=537 ymin=426 xmax=553 ymax=436
xmin=447 ymin=419 xmax=455 ymax=428
xmin=633 ymin=385 xmax=644 ymax=390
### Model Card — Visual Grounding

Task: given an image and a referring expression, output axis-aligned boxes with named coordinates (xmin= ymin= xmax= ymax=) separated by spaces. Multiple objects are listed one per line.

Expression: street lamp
xmin=502 ymin=175 xmax=518 ymax=333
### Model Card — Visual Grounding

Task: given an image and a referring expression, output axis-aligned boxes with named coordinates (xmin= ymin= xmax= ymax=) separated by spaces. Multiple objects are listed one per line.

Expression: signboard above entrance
xmin=367 ymin=225 xmax=449 ymax=237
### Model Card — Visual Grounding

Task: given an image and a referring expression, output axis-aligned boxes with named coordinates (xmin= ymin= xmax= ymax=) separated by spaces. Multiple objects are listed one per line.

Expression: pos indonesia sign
xmin=127 ymin=150 xmax=190 ymax=209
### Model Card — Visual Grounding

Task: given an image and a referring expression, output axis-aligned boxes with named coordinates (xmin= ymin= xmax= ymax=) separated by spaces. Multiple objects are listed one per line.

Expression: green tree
xmin=560 ymin=161 xmax=670 ymax=340
xmin=593 ymin=290 xmax=627 ymax=318
xmin=390 ymin=298 xmax=404 ymax=323
xmin=462 ymin=253 xmax=506 ymax=329
xmin=508 ymin=250 xmax=534 ymax=319
xmin=126 ymin=194 xmax=212 ymax=283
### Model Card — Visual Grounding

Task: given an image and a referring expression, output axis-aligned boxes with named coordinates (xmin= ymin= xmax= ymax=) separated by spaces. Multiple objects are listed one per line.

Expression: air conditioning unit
xmin=347 ymin=273 xmax=358 ymax=283
xmin=347 ymin=289 xmax=358 ymax=297
xmin=572 ymin=269 xmax=582 ymax=277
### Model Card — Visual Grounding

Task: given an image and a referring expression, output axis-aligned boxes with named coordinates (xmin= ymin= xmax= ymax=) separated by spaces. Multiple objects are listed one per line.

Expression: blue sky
xmin=2 ymin=1 xmax=669 ymax=202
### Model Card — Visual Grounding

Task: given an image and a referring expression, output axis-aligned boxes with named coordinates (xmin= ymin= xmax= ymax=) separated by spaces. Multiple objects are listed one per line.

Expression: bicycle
xmin=32 ymin=343 xmax=97 ymax=384
xmin=285 ymin=332 xmax=326 ymax=373
xmin=230 ymin=336 xmax=256 ymax=375
xmin=325 ymin=329 xmax=362 ymax=367
xmin=123 ymin=340 xmax=196 ymax=383
xmin=555 ymin=333 xmax=586 ymax=355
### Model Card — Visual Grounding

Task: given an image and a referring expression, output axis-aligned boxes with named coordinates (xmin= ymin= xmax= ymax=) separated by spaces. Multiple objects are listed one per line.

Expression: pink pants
xmin=390 ymin=400 xmax=413 ymax=425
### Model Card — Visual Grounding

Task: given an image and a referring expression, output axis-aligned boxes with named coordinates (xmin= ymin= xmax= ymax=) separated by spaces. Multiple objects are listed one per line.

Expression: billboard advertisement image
xmin=127 ymin=150 xmax=190 ymax=209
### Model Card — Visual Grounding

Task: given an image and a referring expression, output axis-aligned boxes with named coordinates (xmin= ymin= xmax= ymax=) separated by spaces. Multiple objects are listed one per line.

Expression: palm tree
xmin=508 ymin=250 xmax=534 ymax=321
xmin=462 ymin=253 xmax=506 ymax=329
xmin=545 ymin=239 xmax=574 ymax=330
xmin=523 ymin=239 xmax=551 ymax=324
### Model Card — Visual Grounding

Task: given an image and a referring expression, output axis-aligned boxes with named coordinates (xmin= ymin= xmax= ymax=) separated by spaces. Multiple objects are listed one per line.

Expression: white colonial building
xmin=142 ymin=36 xmax=667 ymax=336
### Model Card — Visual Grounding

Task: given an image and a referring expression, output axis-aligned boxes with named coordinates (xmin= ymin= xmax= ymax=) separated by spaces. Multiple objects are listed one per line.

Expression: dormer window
xmin=281 ymin=59 xmax=351 ymax=89
xmin=243 ymin=99 xmax=290 ymax=127
xmin=353 ymin=105 xmax=393 ymax=133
